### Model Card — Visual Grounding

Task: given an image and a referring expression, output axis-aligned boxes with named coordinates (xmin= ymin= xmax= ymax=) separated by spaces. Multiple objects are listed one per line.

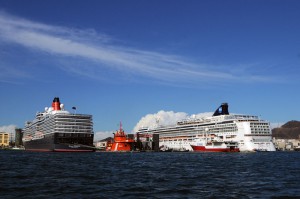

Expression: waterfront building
xmin=94 ymin=141 xmax=107 ymax=150
xmin=273 ymin=137 xmax=300 ymax=151
xmin=0 ymin=132 xmax=9 ymax=147
xmin=15 ymin=128 xmax=23 ymax=147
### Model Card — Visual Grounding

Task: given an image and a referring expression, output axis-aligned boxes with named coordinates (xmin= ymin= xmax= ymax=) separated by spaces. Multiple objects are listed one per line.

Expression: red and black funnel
xmin=52 ymin=97 xmax=61 ymax=111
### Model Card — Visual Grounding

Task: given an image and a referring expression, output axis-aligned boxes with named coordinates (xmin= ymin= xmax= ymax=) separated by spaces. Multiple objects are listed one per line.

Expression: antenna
xmin=156 ymin=117 xmax=160 ymax=126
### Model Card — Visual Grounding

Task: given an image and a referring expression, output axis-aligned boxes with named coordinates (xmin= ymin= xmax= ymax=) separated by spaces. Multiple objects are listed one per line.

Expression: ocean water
xmin=1 ymin=151 xmax=300 ymax=199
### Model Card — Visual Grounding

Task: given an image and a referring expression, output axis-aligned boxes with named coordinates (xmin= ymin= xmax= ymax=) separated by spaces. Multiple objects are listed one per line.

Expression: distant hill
xmin=99 ymin=137 xmax=113 ymax=142
xmin=272 ymin=120 xmax=300 ymax=139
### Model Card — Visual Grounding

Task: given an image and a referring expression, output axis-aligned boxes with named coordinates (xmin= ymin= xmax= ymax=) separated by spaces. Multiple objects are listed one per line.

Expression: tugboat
xmin=106 ymin=122 xmax=135 ymax=152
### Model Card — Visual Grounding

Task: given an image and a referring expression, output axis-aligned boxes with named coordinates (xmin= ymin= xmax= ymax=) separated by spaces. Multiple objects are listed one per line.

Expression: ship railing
xmin=226 ymin=115 xmax=259 ymax=120
xmin=32 ymin=135 xmax=44 ymax=140
xmin=212 ymin=138 xmax=223 ymax=142
xmin=22 ymin=138 xmax=32 ymax=141
xmin=244 ymin=133 xmax=272 ymax=136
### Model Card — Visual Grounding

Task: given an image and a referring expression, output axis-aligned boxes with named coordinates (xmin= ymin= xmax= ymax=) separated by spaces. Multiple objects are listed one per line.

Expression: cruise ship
xmin=22 ymin=97 xmax=94 ymax=152
xmin=136 ymin=103 xmax=276 ymax=152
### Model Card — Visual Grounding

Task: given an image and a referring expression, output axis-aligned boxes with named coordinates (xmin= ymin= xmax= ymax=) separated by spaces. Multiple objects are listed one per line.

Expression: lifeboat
xmin=106 ymin=122 xmax=135 ymax=152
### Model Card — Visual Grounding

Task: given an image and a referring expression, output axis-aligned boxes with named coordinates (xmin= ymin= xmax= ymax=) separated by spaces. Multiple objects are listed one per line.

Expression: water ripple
xmin=1 ymin=151 xmax=300 ymax=198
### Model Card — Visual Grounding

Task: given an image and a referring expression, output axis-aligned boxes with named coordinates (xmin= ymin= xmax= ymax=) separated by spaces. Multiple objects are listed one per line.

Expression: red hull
xmin=110 ymin=142 xmax=133 ymax=152
xmin=191 ymin=145 xmax=240 ymax=152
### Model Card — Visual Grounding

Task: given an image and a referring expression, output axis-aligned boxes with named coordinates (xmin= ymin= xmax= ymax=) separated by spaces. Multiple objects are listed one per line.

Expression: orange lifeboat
xmin=106 ymin=122 xmax=135 ymax=152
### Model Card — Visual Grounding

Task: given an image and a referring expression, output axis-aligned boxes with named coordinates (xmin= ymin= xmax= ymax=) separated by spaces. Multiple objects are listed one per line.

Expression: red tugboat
xmin=106 ymin=122 xmax=135 ymax=152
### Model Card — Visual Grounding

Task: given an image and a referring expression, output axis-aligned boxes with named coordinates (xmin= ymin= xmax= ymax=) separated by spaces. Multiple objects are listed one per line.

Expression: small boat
xmin=191 ymin=135 xmax=239 ymax=152
xmin=106 ymin=122 xmax=135 ymax=152
xmin=159 ymin=145 xmax=189 ymax=152
xmin=294 ymin=146 xmax=300 ymax=151
xmin=11 ymin=146 xmax=25 ymax=150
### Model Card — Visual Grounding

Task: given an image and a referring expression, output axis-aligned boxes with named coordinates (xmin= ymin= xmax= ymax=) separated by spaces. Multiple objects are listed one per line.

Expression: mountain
xmin=272 ymin=120 xmax=300 ymax=139
xmin=99 ymin=137 xmax=113 ymax=142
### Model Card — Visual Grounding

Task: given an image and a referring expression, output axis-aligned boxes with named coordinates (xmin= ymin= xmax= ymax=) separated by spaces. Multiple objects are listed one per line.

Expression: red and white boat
xmin=191 ymin=135 xmax=239 ymax=152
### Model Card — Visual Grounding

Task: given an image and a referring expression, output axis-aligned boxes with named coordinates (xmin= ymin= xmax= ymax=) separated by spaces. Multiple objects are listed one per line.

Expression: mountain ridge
xmin=272 ymin=120 xmax=300 ymax=139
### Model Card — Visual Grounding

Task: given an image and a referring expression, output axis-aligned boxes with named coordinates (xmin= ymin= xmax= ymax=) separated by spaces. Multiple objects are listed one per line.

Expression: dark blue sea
xmin=1 ymin=151 xmax=300 ymax=199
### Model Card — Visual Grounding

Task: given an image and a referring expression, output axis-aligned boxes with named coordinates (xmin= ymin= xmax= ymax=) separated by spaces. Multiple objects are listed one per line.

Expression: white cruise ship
xmin=22 ymin=97 xmax=94 ymax=152
xmin=136 ymin=103 xmax=276 ymax=152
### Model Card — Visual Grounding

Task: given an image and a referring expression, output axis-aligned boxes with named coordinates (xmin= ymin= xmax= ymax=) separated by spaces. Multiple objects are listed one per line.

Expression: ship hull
xmin=23 ymin=133 xmax=95 ymax=152
xmin=110 ymin=142 xmax=134 ymax=152
xmin=191 ymin=145 xmax=240 ymax=152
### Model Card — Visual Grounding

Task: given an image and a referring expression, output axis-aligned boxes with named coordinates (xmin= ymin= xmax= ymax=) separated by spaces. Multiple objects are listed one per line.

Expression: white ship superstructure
xmin=137 ymin=103 xmax=276 ymax=152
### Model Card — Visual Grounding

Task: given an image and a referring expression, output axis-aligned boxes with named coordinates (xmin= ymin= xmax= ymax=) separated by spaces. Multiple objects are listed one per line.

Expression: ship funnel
xmin=213 ymin=103 xmax=229 ymax=116
xmin=52 ymin=97 xmax=61 ymax=111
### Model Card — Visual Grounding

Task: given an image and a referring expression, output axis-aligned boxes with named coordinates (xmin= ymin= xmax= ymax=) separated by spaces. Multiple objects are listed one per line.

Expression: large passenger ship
xmin=22 ymin=97 xmax=94 ymax=152
xmin=136 ymin=103 xmax=276 ymax=152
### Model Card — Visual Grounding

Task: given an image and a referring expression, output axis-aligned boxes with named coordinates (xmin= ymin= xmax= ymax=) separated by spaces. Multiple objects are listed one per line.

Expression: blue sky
xmin=0 ymin=0 xmax=300 ymax=139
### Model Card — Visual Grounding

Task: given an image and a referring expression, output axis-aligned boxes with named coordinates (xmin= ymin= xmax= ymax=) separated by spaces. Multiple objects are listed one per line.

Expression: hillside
xmin=272 ymin=120 xmax=300 ymax=139
xmin=99 ymin=137 xmax=113 ymax=142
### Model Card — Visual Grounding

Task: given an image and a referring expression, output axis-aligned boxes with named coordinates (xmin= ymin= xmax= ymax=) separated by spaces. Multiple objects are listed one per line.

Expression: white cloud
xmin=0 ymin=11 xmax=274 ymax=85
xmin=132 ymin=110 xmax=212 ymax=132
xmin=0 ymin=64 xmax=30 ymax=83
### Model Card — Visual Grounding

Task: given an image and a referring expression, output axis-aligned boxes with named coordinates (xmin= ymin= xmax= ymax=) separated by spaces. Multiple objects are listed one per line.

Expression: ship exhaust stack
xmin=52 ymin=97 xmax=61 ymax=111
xmin=213 ymin=103 xmax=229 ymax=116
